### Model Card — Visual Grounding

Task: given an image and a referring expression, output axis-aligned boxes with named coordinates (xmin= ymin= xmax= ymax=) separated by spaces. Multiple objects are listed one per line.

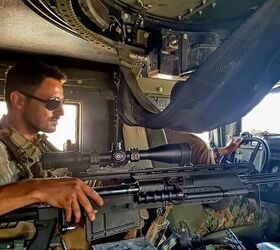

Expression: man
xmin=165 ymin=129 xmax=243 ymax=164
xmin=0 ymin=61 xmax=103 ymax=224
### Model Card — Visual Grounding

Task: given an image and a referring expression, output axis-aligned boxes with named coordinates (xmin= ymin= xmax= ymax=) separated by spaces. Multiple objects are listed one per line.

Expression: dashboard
xmin=233 ymin=134 xmax=280 ymax=173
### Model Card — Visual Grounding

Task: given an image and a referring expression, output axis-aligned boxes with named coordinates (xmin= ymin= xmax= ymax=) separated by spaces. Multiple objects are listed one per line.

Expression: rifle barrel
xmin=242 ymin=172 xmax=280 ymax=185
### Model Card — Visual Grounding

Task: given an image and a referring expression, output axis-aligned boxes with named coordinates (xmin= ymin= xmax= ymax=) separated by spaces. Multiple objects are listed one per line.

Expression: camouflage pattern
xmin=0 ymin=115 xmax=66 ymax=186
xmin=205 ymin=244 xmax=232 ymax=250
xmin=198 ymin=196 xmax=280 ymax=237
xmin=166 ymin=132 xmax=280 ymax=241
xmin=0 ymin=141 xmax=26 ymax=185
xmin=0 ymin=115 xmax=70 ymax=247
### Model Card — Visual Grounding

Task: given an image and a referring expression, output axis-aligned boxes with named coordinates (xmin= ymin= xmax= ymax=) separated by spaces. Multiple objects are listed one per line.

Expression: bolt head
xmin=123 ymin=13 xmax=129 ymax=20
xmin=157 ymin=87 xmax=163 ymax=93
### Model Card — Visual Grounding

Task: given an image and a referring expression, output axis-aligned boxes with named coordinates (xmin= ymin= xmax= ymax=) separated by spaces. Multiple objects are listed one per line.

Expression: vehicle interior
xmin=1 ymin=0 xmax=280 ymax=249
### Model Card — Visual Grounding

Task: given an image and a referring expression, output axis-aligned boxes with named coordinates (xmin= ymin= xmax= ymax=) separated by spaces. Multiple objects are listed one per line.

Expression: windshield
xmin=242 ymin=91 xmax=280 ymax=134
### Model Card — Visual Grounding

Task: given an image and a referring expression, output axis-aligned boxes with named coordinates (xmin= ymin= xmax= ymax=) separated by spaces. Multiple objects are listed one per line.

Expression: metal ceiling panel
xmin=0 ymin=0 xmax=118 ymax=64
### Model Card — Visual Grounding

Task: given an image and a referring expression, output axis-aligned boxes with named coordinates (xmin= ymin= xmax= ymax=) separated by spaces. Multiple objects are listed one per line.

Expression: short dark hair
xmin=4 ymin=61 xmax=66 ymax=106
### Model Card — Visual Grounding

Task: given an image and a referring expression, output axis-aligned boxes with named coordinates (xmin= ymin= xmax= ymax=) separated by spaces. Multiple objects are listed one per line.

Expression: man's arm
xmin=214 ymin=137 xmax=243 ymax=159
xmin=0 ymin=178 xmax=103 ymax=223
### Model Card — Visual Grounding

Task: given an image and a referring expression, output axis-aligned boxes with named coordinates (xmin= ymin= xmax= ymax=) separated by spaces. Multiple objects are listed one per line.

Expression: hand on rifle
xmin=33 ymin=178 xmax=103 ymax=223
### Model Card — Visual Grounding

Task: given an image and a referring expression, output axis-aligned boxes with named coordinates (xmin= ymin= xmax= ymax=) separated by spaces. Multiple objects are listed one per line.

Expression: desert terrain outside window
xmin=0 ymin=100 xmax=80 ymax=150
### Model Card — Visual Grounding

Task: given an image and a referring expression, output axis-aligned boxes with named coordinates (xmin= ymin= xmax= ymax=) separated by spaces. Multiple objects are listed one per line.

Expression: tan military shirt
xmin=0 ymin=141 xmax=23 ymax=185
xmin=0 ymin=115 xmax=53 ymax=186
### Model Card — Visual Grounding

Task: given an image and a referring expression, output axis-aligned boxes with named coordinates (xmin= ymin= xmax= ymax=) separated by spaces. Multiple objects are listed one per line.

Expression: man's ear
xmin=10 ymin=91 xmax=25 ymax=110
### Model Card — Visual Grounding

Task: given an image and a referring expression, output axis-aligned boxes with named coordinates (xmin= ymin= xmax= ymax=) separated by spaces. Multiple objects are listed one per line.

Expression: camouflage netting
xmin=118 ymin=0 xmax=280 ymax=133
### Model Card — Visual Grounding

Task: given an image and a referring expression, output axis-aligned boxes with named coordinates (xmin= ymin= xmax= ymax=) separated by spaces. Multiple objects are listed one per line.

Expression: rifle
xmin=82 ymin=165 xmax=280 ymax=241
xmin=42 ymin=143 xmax=280 ymax=242
xmin=1 ymin=143 xmax=280 ymax=249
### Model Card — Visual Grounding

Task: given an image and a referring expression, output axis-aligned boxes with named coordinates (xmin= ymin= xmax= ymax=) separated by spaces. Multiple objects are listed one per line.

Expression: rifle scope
xmin=42 ymin=143 xmax=191 ymax=169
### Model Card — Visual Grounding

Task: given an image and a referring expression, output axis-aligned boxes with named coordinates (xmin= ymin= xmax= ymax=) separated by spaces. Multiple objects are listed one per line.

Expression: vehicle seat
xmin=122 ymin=124 xmax=153 ymax=169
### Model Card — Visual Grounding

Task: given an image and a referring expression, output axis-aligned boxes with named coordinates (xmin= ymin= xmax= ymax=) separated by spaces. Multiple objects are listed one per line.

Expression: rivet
xmin=157 ymin=87 xmax=163 ymax=93
xmin=123 ymin=13 xmax=129 ymax=20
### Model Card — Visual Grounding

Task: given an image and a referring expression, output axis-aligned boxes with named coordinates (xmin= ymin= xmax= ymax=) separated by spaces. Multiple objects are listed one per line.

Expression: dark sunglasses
xmin=19 ymin=91 xmax=64 ymax=111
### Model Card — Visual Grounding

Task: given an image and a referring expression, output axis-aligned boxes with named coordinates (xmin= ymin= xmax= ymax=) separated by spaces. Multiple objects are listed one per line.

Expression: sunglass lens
xmin=46 ymin=99 xmax=60 ymax=111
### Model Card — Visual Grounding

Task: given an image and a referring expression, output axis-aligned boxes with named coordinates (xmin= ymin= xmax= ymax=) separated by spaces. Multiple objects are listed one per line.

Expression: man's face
xmin=22 ymin=77 xmax=64 ymax=134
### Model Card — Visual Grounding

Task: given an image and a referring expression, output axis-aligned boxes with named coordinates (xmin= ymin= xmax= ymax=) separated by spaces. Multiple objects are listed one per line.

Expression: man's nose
xmin=53 ymin=103 xmax=64 ymax=116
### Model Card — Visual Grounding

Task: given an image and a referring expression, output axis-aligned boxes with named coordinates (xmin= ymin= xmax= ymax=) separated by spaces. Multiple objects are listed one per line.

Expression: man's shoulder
xmin=0 ymin=128 xmax=11 ymax=154
xmin=0 ymin=140 xmax=9 ymax=155
xmin=0 ymin=128 xmax=16 ymax=174
xmin=0 ymin=140 xmax=20 ymax=186
xmin=0 ymin=127 xmax=12 ymax=140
